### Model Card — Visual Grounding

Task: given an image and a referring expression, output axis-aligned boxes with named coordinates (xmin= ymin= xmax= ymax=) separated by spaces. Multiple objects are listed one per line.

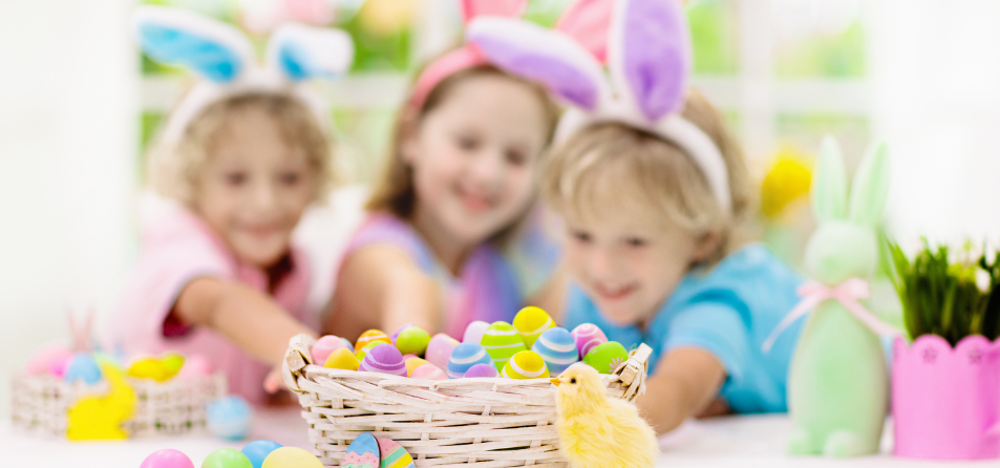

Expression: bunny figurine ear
xmin=812 ymin=135 xmax=849 ymax=223
xmin=608 ymin=0 xmax=691 ymax=121
xmin=468 ymin=17 xmax=611 ymax=111
xmin=267 ymin=24 xmax=354 ymax=82
xmin=461 ymin=0 xmax=528 ymax=23
xmin=132 ymin=6 xmax=254 ymax=84
xmin=555 ymin=0 xmax=615 ymax=64
xmin=848 ymin=142 xmax=891 ymax=228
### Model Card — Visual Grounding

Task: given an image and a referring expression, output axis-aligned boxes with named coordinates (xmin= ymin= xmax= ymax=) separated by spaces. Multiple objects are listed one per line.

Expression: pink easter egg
xmin=403 ymin=354 xmax=417 ymax=360
xmin=411 ymin=364 xmax=448 ymax=380
xmin=140 ymin=449 xmax=195 ymax=468
xmin=425 ymin=333 xmax=459 ymax=370
xmin=311 ymin=335 xmax=350 ymax=365
xmin=571 ymin=324 xmax=608 ymax=359
xmin=24 ymin=342 xmax=72 ymax=376
xmin=49 ymin=352 xmax=74 ymax=378
xmin=178 ymin=354 xmax=213 ymax=378
xmin=463 ymin=363 xmax=499 ymax=378
xmin=359 ymin=344 xmax=408 ymax=377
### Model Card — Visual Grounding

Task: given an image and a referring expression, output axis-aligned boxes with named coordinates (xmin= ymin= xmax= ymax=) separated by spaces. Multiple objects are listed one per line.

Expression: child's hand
xmin=264 ymin=364 xmax=285 ymax=394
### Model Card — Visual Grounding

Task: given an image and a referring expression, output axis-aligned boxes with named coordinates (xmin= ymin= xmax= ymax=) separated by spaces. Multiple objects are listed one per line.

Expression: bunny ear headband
xmin=408 ymin=0 xmax=528 ymax=111
xmin=467 ymin=0 xmax=731 ymax=211
xmin=133 ymin=6 xmax=354 ymax=144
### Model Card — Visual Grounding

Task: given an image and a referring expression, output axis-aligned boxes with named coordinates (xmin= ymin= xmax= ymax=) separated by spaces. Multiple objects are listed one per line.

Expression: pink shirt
xmin=111 ymin=204 xmax=312 ymax=403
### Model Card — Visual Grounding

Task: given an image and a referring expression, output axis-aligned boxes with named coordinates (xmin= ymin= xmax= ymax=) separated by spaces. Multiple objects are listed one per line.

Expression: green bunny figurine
xmin=784 ymin=136 xmax=893 ymax=457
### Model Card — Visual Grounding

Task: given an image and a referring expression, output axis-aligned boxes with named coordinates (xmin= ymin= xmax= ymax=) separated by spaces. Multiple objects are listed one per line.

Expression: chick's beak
xmin=550 ymin=377 xmax=561 ymax=386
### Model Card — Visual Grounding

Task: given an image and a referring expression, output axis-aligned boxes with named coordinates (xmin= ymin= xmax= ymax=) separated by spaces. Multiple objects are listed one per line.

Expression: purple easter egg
xmin=571 ymin=324 xmax=608 ymax=358
xmin=311 ymin=335 xmax=351 ymax=365
xmin=359 ymin=343 xmax=407 ymax=377
xmin=463 ymin=363 xmax=499 ymax=378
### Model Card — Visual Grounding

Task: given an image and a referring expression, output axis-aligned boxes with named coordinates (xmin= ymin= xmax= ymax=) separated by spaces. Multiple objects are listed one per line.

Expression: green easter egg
xmin=480 ymin=321 xmax=527 ymax=371
xmin=396 ymin=326 xmax=431 ymax=356
xmin=202 ymin=448 xmax=253 ymax=468
xmin=583 ymin=341 xmax=628 ymax=375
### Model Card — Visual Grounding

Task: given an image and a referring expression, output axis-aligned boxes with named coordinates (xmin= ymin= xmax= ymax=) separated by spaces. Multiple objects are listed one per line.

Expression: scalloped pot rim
xmin=893 ymin=334 xmax=1000 ymax=354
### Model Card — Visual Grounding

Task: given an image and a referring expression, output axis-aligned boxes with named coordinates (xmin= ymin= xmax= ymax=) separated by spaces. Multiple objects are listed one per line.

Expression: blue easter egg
xmin=446 ymin=343 xmax=493 ymax=379
xmin=207 ymin=396 xmax=253 ymax=441
xmin=242 ymin=440 xmax=282 ymax=468
xmin=531 ymin=327 xmax=579 ymax=375
xmin=64 ymin=353 xmax=102 ymax=384
xmin=342 ymin=432 xmax=380 ymax=468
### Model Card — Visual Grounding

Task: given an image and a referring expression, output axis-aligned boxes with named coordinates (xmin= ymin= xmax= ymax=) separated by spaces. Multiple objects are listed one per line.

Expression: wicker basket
xmin=11 ymin=372 xmax=227 ymax=438
xmin=282 ymin=334 xmax=651 ymax=467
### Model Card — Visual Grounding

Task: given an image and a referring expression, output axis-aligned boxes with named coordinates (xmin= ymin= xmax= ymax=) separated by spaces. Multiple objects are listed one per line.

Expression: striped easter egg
xmin=359 ymin=344 xmax=407 ymax=377
xmin=446 ymin=343 xmax=493 ymax=379
xmin=377 ymin=438 xmax=415 ymax=468
xmin=512 ymin=306 xmax=555 ymax=348
xmin=571 ymin=323 xmax=608 ymax=359
xmin=531 ymin=327 xmax=579 ymax=375
xmin=356 ymin=329 xmax=392 ymax=351
xmin=312 ymin=335 xmax=352 ymax=365
xmin=502 ymin=351 xmax=550 ymax=380
xmin=480 ymin=321 xmax=527 ymax=371
xmin=341 ymin=433 xmax=380 ymax=468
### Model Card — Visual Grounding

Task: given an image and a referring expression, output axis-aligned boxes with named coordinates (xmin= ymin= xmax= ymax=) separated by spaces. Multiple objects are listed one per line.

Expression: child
xmin=112 ymin=7 xmax=353 ymax=403
xmin=326 ymin=0 xmax=562 ymax=341
xmin=469 ymin=0 xmax=804 ymax=434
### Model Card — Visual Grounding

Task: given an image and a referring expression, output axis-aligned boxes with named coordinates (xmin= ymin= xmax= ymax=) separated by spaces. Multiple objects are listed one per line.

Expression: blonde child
xmin=326 ymin=0 xmax=562 ymax=341
xmin=112 ymin=7 xmax=353 ymax=403
xmin=470 ymin=0 xmax=804 ymax=434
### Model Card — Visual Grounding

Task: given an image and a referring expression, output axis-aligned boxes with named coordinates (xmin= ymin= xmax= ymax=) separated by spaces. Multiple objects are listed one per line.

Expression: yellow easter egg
xmin=356 ymin=329 xmax=392 ymax=351
xmin=161 ymin=353 xmax=185 ymax=375
xmin=404 ymin=357 xmax=432 ymax=377
xmin=325 ymin=348 xmax=360 ymax=371
xmin=261 ymin=446 xmax=323 ymax=468
xmin=501 ymin=350 xmax=550 ymax=380
xmin=512 ymin=306 xmax=556 ymax=348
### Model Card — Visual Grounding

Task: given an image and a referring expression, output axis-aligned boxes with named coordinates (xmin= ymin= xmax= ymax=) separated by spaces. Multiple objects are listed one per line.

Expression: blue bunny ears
xmin=133 ymin=6 xmax=354 ymax=143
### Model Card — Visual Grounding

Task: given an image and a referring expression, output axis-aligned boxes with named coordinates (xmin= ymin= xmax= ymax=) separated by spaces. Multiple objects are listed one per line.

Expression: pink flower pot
xmin=892 ymin=335 xmax=1000 ymax=460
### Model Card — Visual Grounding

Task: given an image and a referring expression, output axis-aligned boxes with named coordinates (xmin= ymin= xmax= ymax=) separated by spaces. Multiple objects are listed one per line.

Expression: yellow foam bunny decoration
xmin=67 ymin=362 xmax=136 ymax=441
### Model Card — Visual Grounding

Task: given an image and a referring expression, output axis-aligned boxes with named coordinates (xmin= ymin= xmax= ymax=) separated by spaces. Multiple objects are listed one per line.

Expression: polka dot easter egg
xmin=325 ymin=348 xmax=361 ymax=371
xmin=481 ymin=321 xmax=526 ymax=371
xmin=341 ymin=432 xmax=380 ymax=468
xmin=260 ymin=447 xmax=322 ymax=468
xmin=531 ymin=327 xmax=579 ymax=375
xmin=394 ymin=326 xmax=431 ymax=356
xmin=410 ymin=363 xmax=448 ymax=380
xmin=462 ymin=320 xmax=490 ymax=345
xmin=463 ymin=362 xmax=499 ymax=378
xmin=356 ymin=329 xmax=392 ymax=351
xmin=425 ymin=333 xmax=459 ymax=370
xmin=512 ymin=306 xmax=555 ymax=348
xmin=502 ymin=350 xmax=550 ymax=380
xmin=571 ymin=323 xmax=608 ymax=358
xmin=583 ymin=341 xmax=629 ymax=374
xmin=359 ymin=344 xmax=408 ymax=377
xmin=404 ymin=357 xmax=432 ymax=377
xmin=311 ymin=335 xmax=352 ymax=365
xmin=377 ymin=438 xmax=415 ymax=468
xmin=447 ymin=343 xmax=493 ymax=379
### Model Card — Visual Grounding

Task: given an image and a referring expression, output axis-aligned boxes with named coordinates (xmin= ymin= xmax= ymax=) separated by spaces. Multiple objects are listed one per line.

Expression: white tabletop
xmin=1 ymin=411 xmax=989 ymax=467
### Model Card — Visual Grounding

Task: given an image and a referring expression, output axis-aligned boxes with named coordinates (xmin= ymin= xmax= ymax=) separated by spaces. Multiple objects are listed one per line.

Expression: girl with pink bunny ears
xmin=112 ymin=6 xmax=352 ymax=404
xmin=470 ymin=0 xmax=806 ymax=434
xmin=325 ymin=0 xmax=563 ymax=342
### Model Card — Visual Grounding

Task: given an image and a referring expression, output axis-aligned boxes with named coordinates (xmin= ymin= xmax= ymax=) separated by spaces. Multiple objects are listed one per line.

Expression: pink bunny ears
xmin=408 ymin=0 xmax=528 ymax=111
xmin=467 ymin=0 xmax=732 ymax=211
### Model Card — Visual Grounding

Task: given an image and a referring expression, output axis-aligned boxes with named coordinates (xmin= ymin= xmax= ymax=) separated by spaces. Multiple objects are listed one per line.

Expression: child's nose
xmin=250 ymin=180 xmax=279 ymax=211
xmin=467 ymin=149 xmax=505 ymax=186
xmin=586 ymin=247 xmax=618 ymax=279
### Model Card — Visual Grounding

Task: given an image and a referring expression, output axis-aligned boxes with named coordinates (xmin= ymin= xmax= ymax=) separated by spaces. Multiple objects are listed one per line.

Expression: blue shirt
xmin=564 ymin=244 xmax=804 ymax=413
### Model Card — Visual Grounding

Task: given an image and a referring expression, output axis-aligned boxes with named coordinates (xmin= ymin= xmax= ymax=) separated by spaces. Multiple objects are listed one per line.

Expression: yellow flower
xmin=761 ymin=144 xmax=813 ymax=219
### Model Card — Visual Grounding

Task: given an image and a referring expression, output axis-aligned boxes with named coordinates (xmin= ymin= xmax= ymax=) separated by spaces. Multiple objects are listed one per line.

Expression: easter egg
xmin=242 ymin=440 xmax=282 ymax=468
xmin=24 ymin=342 xmax=72 ymax=376
xmin=425 ymin=333 xmax=459 ymax=369
xmin=140 ymin=449 xmax=195 ymax=468
xmin=202 ymin=448 xmax=253 ymax=468
xmin=463 ymin=363 xmax=498 ymax=378
xmin=480 ymin=321 xmax=526 ymax=370
xmin=260 ymin=447 xmax=322 ymax=468
xmin=531 ymin=327 xmax=579 ymax=375
xmin=410 ymin=364 xmax=448 ymax=380
xmin=207 ymin=396 xmax=252 ymax=441
xmin=341 ymin=432 xmax=380 ymax=468
xmin=395 ymin=326 xmax=431 ymax=356
xmin=179 ymin=354 xmax=214 ymax=378
xmin=128 ymin=353 xmax=184 ymax=382
xmin=356 ymin=329 xmax=392 ymax=351
xmin=359 ymin=343 xmax=408 ymax=377
xmin=312 ymin=335 xmax=352 ymax=365
xmin=583 ymin=341 xmax=629 ymax=374
xmin=162 ymin=353 xmax=185 ymax=374
xmin=502 ymin=350 xmax=550 ymax=380
xmin=404 ymin=357 xmax=431 ymax=377
xmin=390 ymin=323 xmax=416 ymax=342
xmin=377 ymin=438 xmax=415 ymax=468
xmin=50 ymin=352 xmax=73 ymax=378
xmin=462 ymin=321 xmax=490 ymax=344
xmin=325 ymin=348 xmax=361 ymax=371
xmin=512 ymin=306 xmax=555 ymax=348
xmin=446 ymin=343 xmax=493 ymax=378
xmin=355 ymin=342 xmax=380 ymax=362
xmin=571 ymin=323 xmax=608 ymax=358
xmin=65 ymin=353 xmax=102 ymax=384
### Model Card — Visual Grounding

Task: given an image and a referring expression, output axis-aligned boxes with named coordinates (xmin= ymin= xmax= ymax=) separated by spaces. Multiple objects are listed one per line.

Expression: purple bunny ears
xmin=467 ymin=0 xmax=731 ymax=211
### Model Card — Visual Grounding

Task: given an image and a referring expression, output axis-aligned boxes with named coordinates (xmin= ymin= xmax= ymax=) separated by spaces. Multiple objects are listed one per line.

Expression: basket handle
xmin=282 ymin=333 xmax=317 ymax=394
xmin=612 ymin=343 xmax=652 ymax=401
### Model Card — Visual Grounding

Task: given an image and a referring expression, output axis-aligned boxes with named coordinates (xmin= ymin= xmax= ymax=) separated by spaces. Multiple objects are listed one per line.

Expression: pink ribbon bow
xmin=762 ymin=278 xmax=903 ymax=353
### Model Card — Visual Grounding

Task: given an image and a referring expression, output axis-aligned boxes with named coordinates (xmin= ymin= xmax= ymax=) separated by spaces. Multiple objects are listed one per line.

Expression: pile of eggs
xmin=24 ymin=342 xmax=214 ymax=386
xmin=314 ymin=307 xmax=630 ymax=380
xmin=140 ymin=439 xmax=321 ymax=468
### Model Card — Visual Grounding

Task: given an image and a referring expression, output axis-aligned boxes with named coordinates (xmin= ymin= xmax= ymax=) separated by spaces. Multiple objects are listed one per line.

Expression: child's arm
xmin=634 ymin=346 xmax=727 ymax=435
xmin=324 ymin=245 xmax=443 ymax=339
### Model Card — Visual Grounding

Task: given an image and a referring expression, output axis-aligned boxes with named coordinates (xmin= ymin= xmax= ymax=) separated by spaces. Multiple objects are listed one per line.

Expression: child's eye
xmin=279 ymin=172 xmax=301 ymax=186
xmin=505 ymin=149 xmax=527 ymax=167
xmin=625 ymin=237 xmax=647 ymax=248
xmin=571 ymin=231 xmax=592 ymax=243
xmin=456 ymin=135 xmax=480 ymax=151
xmin=224 ymin=172 xmax=247 ymax=186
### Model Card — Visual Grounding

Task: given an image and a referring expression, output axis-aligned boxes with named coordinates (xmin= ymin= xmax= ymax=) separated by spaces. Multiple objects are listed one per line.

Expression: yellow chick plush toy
xmin=551 ymin=363 xmax=658 ymax=468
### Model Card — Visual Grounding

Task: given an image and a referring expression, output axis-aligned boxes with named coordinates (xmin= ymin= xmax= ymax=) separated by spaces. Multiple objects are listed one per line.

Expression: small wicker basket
xmin=11 ymin=372 xmax=227 ymax=438
xmin=282 ymin=334 xmax=651 ymax=467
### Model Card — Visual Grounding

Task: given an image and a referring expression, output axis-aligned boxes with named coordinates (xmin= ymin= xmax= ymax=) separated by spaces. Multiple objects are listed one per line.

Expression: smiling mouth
xmin=456 ymin=189 xmax=495 ymax=214
xmin=593 ymin=283 xmax=637 ymax=301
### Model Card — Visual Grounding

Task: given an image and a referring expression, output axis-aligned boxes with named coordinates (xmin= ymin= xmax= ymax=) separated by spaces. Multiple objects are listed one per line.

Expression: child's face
xmin=194 ymin=108 xmax=314 ymax=268
xmin=563 ymin=208 xmax=705 ymax=328
xmin=404 ymin=74 xmax=549 ymax=245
